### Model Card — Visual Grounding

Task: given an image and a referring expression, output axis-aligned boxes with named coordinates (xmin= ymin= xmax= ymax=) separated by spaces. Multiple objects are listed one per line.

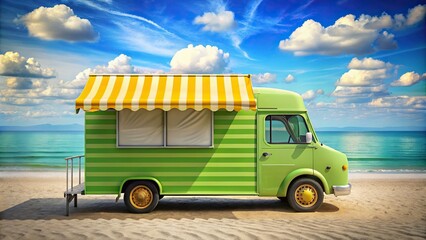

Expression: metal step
xmin=64 ymin=183 xmax=85 ymax=216
xmin=64 ymin=155 xmax=84 ymax=216
xmin=64 ymin=183 xmax=85 ymax=195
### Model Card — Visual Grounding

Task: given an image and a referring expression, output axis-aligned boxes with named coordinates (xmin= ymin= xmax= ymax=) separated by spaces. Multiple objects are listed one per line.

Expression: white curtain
xmin=118 ymin=109 xmax=164 ymax=146
xmin=166 ymin=109 xmax=212 ymax=146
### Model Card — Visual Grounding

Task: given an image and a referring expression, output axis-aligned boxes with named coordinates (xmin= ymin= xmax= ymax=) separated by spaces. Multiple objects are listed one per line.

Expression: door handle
xmin=262 ymin=152 xmax=272 ymax=157
xmin=307 ymin=145 xmax=318 ymax=149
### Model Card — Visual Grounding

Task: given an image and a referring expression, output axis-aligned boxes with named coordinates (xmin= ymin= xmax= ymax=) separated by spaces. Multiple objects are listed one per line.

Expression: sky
xmin=0 ymin=0 xmax=425 ymax=129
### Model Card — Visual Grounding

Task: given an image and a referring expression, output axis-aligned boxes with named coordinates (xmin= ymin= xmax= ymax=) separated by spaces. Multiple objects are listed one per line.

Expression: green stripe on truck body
xmin=84 ymin=110 xmax=257 ymax=195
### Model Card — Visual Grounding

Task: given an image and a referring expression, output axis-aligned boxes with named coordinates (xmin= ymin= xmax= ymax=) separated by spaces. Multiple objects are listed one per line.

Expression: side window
xmin=265 ymin=115 xmax=309 ymax=144
xmin=265 ymin=116 xmax=292 ymax=144
xmin=288 ymin=115 xmax=309 ymax=143
xmin=118 ymin=109 xmax=213 ymax=147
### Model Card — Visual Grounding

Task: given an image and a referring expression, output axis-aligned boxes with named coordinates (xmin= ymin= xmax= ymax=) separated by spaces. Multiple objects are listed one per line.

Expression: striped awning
xmin=75 ymin=74 xmax=257 ymax=112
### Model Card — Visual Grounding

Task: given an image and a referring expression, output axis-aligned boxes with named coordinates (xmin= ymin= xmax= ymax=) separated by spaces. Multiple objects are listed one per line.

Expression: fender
xmin=276 ymin=169 xmax=330 ymax=197
xmin=313 ymin=170 xmax=331 ymax=194
xmin=115 ymin=177 xmax=163 ymax=202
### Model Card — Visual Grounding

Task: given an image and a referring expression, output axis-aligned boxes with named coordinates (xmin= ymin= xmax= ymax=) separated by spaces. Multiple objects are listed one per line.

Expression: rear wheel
xmin=124 ymin=181 xmax=159 ymax=213
xmin=287 ymin=178 xmax=323 ymax=212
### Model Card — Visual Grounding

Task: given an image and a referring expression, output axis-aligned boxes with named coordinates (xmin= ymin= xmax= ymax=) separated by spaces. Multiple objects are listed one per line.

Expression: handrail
xmin=65 ymin=155 xmax=84 ymax=193
xmin=65 ymin=155 xmax=85 ymax=160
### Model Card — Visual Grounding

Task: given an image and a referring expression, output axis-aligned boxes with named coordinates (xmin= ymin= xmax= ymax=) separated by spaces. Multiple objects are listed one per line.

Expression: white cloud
xmin=369 ymin=96 xmax=426 ymax=109
xmin=0 ymin=51 xmax=56 ymax=78
xmin=39 ymin=86 xmax=80 ymax=99
xmin=94 ymin=54 xmax=139 ymax=74
xmin=61 ymin=68 xmax=92 ymax=89
xmin=363 ymin=14 xmax=393 ymax=29
xmin=301 ymin=90 xmax=315 ymax=100
xmin=315 ymin=102 xmax=338 ymax=108
xmin=302 ymin=89 xmax=324 ymax=101
xmin=316 ymin=89 xmax=325 ymax=95
xmin=170 ymin=44 xmax=230 ymax=74
xmin=0 ymin=95 xmax=43 ymax=106
xmin=332 ymin=57 xmax=392 ymax=103
xmin=6 ymin=77 xmax=33 ymax=89
xmin=0 ymin=81 xmax=77 ymax=106
xmin=17 ymin=4 xmax=98 ymax=42
xmin=0 ymin=110 xmax=18 ymax=116
xmin=401 ymin=4 xmax=426 ymax=27
xmin=332 ymin=85 xmax=389 ymax=103
xmin=336 ymin=57 xmax=392 ymax=86
xmin=251 ymin=73 xmax=276 ymax=84
xmin=284 ymin=74 xmax=295 ymax=83
xmin=337 ymin=69 xmax=388 ymax=86
xmin=194 ymin=10 xmax=236 ymax=32
xmin=391 ymin=71 xmax=426 ymax=87
xmin=24 ymin=110 xmax=74 ymax=118
xmin=332 ymin=85 xmax=388 ymax=97
xmin=279 ymin=5 xmax=425 ymax=56
xmin=309 ymin=99 xmax=424 ymax=129
xmin=62 ymin=54 xmax=142 ymax=89
xmin=279 ymin=16 xmax=383 ymax=55
xmin=1 ymin=54 xmax=145 ymax=108
xmin=376 ymin=31 xmax=397 ymax=50
xmin=347 ymin=57 xmax=392 ymax=70
xmin=59 ymin=53 xmax=163 ymax=95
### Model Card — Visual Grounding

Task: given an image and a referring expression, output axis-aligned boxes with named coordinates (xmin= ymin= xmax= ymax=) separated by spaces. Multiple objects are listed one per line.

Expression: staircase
xmin=64 ymin=155 xmax=85 ymax=216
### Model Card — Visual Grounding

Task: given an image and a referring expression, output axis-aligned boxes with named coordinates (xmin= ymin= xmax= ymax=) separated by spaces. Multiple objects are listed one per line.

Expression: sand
xmin=1 ymin=172 xmax=425 ymax=239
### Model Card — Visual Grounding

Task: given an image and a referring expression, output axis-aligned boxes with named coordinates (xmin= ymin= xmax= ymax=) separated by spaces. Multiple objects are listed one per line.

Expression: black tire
xmin=287 ymin=178 xmax=324 ymax=212
xmin=124 ymin=181 xmax=159 ymax=213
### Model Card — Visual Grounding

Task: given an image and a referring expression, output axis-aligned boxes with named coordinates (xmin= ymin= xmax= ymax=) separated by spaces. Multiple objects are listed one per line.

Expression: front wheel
xmin=287 ymin=178 xmax=324 ymax=212
xmin=124 ymin=181 xmax=159 ymax=213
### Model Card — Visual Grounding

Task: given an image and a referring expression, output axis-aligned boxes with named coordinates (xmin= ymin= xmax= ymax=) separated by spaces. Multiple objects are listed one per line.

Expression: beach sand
xmin=1 ymin=172 xmax=425 ymax=239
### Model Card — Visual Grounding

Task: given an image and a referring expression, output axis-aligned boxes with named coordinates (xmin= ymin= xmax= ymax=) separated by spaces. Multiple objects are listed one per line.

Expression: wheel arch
xmin=277 ymin=169 xmax=330 ymax=197
xmin=119 ymin=177 xmax=163 ymax=195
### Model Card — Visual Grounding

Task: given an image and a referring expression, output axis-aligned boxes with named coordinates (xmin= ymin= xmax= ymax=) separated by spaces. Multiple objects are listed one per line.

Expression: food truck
xmin=64 ymin=74 xmax=351 ymax=215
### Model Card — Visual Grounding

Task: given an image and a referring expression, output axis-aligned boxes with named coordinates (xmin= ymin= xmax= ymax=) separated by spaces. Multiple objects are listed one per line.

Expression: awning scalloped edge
xmin=75 ymin=74 xmax=257 ymax=113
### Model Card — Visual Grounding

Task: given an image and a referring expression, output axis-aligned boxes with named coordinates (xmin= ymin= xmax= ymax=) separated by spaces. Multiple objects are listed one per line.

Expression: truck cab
xmin=255 ymin=88 xmax=351 ymax=211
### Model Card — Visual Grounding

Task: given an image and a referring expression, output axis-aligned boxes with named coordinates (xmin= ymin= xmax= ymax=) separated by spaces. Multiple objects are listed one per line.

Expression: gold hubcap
xmin=295 ymin=184 xmax=318 ymax=208
xmin=130 ymin=186 xmax=153 ymax=209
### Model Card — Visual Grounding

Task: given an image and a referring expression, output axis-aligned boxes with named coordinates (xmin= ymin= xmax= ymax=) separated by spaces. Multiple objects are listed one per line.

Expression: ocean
xmin=0 ymin=131 xmax=425 ymax=172
xmin=317 ymin=131 xmax=426 ymax=172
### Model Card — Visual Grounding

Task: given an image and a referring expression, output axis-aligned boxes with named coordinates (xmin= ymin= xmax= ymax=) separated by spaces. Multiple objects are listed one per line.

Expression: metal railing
xmin=65 ymin=155 xmax=84 ymax=193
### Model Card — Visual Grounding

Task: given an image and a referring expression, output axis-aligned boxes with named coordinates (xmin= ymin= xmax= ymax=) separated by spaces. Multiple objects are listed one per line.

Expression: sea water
xmin=317 ymin=131 xmax=426 ymax=172
xmin=0 ymin=131 xmax=83 ymax=170
xmin=0 ymin=131 xmax=425 ymax=172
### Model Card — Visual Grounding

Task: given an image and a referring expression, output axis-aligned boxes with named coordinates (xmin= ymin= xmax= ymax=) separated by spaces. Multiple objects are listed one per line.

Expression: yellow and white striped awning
xmin=75 ymin=74 xmax=257 ymax=112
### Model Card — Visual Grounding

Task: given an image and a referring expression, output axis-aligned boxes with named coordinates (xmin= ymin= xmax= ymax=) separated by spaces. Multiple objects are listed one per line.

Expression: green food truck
xmin=64 ymin=74 xmax=351 ymax=215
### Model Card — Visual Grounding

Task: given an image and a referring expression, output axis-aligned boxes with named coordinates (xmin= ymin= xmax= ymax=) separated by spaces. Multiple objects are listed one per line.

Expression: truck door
xmin=257 ymin=113 xmax=314 ymax=196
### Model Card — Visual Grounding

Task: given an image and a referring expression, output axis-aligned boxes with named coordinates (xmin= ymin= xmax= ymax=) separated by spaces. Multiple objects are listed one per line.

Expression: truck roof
xmin=253 ymin=87 xmax=306 ymax=112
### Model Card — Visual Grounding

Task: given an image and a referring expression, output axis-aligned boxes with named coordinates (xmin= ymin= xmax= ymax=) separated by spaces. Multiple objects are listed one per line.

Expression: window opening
xmin=265 ymin=115 xmax=309 ymax=144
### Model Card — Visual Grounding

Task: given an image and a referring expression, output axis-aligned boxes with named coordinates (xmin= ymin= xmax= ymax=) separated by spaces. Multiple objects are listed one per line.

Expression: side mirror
xmin=305 ymin=132 xmax=313 ymax=144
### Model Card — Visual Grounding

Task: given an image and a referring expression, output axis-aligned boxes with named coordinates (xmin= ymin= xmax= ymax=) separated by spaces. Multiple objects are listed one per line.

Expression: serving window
xmin=117 ymin=109 xmax=213 ymax=147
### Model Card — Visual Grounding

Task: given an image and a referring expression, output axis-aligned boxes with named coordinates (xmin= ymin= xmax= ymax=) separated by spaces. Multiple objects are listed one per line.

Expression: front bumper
xmin=333 ymin=183 xmax=351 ymax=196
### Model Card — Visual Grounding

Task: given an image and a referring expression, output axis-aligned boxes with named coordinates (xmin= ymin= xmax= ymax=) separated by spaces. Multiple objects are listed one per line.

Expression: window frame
xmin=264 ymin=114 xmax=311 ymax=145
xmin=116 ymin=109 xmax=214 ymax=148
